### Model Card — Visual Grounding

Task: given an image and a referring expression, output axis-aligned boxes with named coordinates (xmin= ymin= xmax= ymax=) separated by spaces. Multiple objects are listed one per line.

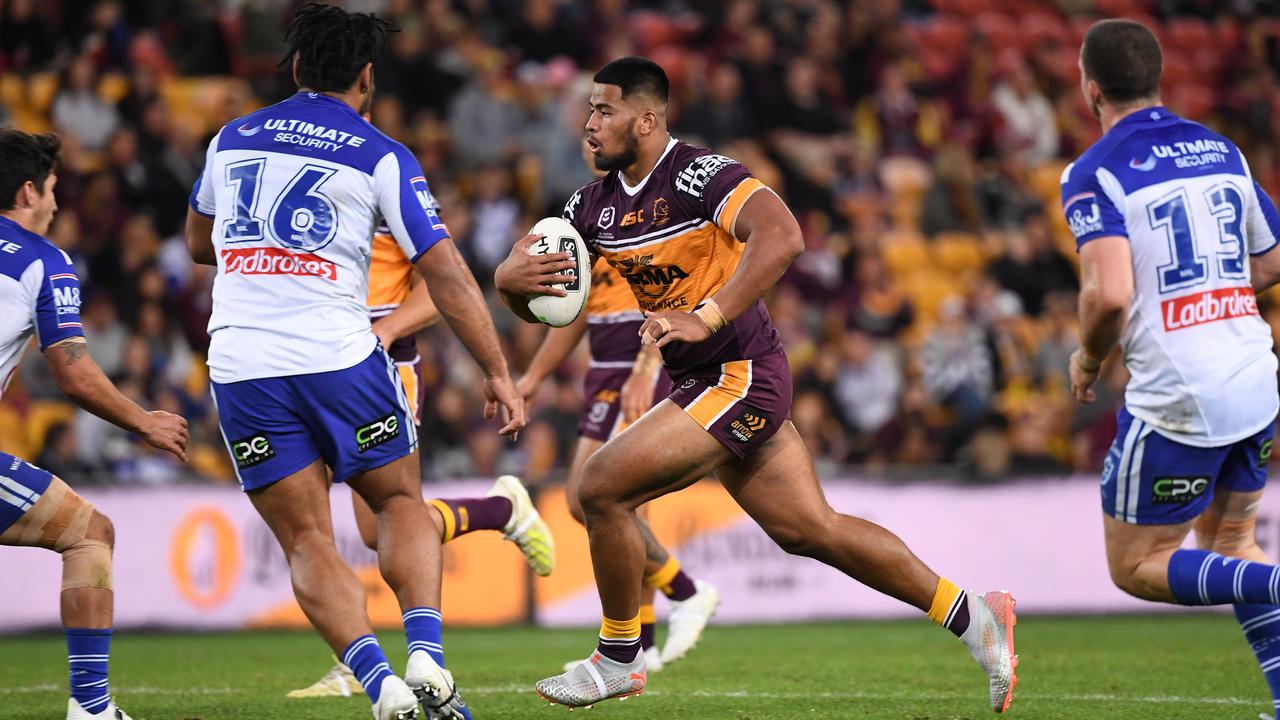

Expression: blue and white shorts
xmin=0 ymin=453 xmax=54 ymax=535
xmin=1102 ymin=406 xmax=1274 ymax=525
xmin=211 ymin=347 xmax=418 ymax=492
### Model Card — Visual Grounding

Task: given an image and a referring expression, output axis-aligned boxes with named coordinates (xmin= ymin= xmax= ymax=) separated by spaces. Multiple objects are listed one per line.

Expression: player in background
xmin=0 ymin=129 xmax=188 ymax=720
xmin=185 ymin=5 xmax=523 ymax=720
xmin=518 ymin=258 xmax=717 ymax=672
xmin=1067 ymin=20 xmax=1280 ymax=716
xmin=290 ymin=219 xmax=554 ymax=699
xmin=495 ymin=57 xmax=1018 ymax=712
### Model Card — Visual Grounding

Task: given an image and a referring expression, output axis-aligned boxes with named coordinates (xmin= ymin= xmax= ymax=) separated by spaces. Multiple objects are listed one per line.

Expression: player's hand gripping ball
xmin=524 ymin=217 xmax=591 ymax=327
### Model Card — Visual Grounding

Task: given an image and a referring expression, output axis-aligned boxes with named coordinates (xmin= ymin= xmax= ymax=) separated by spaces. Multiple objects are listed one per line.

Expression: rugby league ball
xmin=525 ymin=216 xmax=591 ymax=327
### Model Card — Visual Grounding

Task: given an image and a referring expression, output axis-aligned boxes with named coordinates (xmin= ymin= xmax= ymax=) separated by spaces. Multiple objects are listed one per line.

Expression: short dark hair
xmin=279 ymin=2 xmax=395 ymax=93
xmin=1081 ymin=19 xmax=1162 ymax=106
xmin=0 ymin=129 xmax=60 ymax=212
xmin=593 ymin=56 xmax=669 ymax=104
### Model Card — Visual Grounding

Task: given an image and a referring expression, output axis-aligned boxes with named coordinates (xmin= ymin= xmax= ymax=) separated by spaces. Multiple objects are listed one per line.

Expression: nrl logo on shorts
xmin=231 ymin=433 xmax=275 ymax=469
xmin=728 ymin=407 xmax=768 ymax=443
xmin=355 ymin=414 xmax=400 ymax=453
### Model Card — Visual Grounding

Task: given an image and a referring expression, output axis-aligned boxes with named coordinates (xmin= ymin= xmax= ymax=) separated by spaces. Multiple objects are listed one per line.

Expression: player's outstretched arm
xmin=185 ymin=207 xmax=216 ymax=266
xmin=495 ymin=233 xmax=578 ymax=324
xmin=44 ymin=338 xmax=189 ymax=461
xmin=517 ymin=311 xmax=588 ymax=405
xmin=414 ymin=237 xmax=526 ymax=437
xmin=372 ymin=274 xmax=440 ymax=350
xmin=639 ymin=188 xmax=803 ymax=347
xmin=1070 ymin=234 xmax=1133 ymax=403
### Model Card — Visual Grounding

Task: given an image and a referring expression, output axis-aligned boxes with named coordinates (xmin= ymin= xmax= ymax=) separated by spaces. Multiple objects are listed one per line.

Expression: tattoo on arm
xmin=58 ymin=342 xmax=90 ymax=366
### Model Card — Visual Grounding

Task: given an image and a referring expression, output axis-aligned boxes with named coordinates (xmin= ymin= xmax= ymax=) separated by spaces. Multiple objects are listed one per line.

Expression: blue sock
xmin=66 ymin=628 xmax=111 ymax=714
xmin=1167 ymin=549 xmax=1280 ymax=605
xmin=341 ymin=635 xmax=395 ymax=703
xmin=1236 ymin=604 xmax=1280 ymax=714
xmin=403 ymin=607 xmax=445 ymax=667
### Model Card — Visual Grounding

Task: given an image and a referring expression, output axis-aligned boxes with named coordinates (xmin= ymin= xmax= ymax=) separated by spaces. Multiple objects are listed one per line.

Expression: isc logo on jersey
xmin=1064 ymin=192 xmax=1104 ymax=238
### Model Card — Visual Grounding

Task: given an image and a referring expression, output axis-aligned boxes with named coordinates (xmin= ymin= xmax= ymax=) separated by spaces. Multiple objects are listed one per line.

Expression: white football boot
xmin=489 ymin=475 xmax=555 ymax=576
xmin=66 ymin=698 xmax=132 ymax=720
xmin=405 ymin=650 xmax=469 ymax=719
xmin=537 ymin=649 xmax=647 ymax=708
xmin=563 ymin=644 xmax=663 ymax=674
xmin=959 ymin=590 xmax=1019 ymax=713
xmin=660 ymin=579 xmax=719 ymax=664
xmin=370 ymin=676 xmax=419 ymax=720
xmin=286 ymin=657 xmax=363 ymax=697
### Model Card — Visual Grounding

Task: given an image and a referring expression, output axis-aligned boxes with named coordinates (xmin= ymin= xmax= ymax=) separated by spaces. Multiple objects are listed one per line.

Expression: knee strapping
xmin=62 ymin=539 xmax=113 ymax=590
xmin=2 ymin=477 xmax=96 ymax=551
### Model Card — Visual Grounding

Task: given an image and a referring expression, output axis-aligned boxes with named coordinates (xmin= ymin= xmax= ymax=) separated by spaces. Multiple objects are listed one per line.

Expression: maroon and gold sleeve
xmin=671 ymin=148 xmax=766 ymax=237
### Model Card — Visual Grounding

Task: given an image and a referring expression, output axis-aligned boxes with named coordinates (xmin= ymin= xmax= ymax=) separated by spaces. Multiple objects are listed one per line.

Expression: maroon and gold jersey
xmin=563 ymin=139 xmax=782 ymax=376
xmin=585 ymin=260 xmax=644 ymax=365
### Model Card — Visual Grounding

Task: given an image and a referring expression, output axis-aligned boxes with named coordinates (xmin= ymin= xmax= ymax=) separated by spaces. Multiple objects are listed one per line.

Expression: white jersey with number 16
xmin=1062 ymin=106 xmax=1280 ymax=447
xmin=190 ymin=92 xmax=449 ymax=384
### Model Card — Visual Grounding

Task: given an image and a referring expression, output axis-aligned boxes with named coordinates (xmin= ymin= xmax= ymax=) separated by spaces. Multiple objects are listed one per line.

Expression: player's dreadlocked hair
xmin=0 ymin=129 xmax=60 ymax=211
xmin=278 ymin=3 xmax=395 ymax=93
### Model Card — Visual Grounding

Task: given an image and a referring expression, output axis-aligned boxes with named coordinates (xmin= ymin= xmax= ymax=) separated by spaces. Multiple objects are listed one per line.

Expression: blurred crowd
xmin=4 ymin=0 xmax=1280 ymax=485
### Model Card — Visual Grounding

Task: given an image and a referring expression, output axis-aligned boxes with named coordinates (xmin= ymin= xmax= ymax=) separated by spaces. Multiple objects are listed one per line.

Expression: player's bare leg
xmin=249 ymin=459 xmax=419 ymax=719
xmin=348 ymin=451 xmax=468 ymax=720
xmin=1103 ymin=515 xmax=1194 ymax=602
xmin=537 ymin=402 xmax=730 ymax=707
xmin=1195 ymin=490 xmax=1280 ymax=720
xmin=562 ymin=435 xmax=716 ymax=672
xmin=1 ymin=477 xmax=133 ymax=720
xmin=715 ymin=420 xmax=1017 ymax=711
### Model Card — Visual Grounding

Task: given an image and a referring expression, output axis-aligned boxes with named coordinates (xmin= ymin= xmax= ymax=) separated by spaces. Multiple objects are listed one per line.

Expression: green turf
xmin=0 ymin=614 xmax=1269 ymax=719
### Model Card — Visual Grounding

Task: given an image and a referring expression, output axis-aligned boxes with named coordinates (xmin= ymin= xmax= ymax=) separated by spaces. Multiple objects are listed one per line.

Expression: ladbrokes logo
xmin=1162 ymin=286 xmax=1257 ymax=331
xmin=355 ymin=413 xmax=400 ymax=453
xmin=222 ymin=247 xmax=338 ymax=281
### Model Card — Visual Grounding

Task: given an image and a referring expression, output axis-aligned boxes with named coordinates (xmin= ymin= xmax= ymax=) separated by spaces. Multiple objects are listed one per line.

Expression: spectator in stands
xmin=36 ymin=423 xmax=97 ymax=486
xmin=834 ymin=329 xmax=902 ymax=444
xmin=992 ymin=59 xmax=1059 ymax=167
xmin=448 ymin=51 xmax=521 ymax=171
xmin=919 ymin=297 xmax=994 ymax=436
xmin=52 ymin=54 xmax=121 ymax=152
xmin=678 ymin=63 xmax=754 ymax=151
xmin=988 ymin=211 xmax=1079 ymax=316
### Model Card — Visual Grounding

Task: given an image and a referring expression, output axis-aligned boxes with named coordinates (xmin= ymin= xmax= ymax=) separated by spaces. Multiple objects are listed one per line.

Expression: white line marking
xmin=461 ymin=684 xmax=1261 ymax=706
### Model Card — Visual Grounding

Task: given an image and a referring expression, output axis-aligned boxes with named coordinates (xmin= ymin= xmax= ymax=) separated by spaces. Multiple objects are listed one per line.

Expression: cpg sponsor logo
xmin=231 ymin=433 xmax=274 ymax=469
xmin=222 ymin=247 xmax=338 ymax=281
xmin=356 ymin=413 xmax=400 ymax=453
xmin=1161 ymin=286 xmax=1257 ymax=331
xmin=728 ymin=406 xmax=768 ymax=443
xmin=1260 ymin=439 xmax=1274 ymax=468
xmin=1151 ymin=476 xmax=1210 ymax=504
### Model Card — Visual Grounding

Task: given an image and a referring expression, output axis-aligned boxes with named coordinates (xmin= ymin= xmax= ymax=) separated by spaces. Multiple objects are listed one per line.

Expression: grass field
xmin=0 ymin=614 xmax=1271 ymax=720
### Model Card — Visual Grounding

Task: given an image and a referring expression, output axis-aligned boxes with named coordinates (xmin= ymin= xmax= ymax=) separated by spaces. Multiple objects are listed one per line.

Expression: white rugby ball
xmin=525 ymin=217 xmax=591 ymax=327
